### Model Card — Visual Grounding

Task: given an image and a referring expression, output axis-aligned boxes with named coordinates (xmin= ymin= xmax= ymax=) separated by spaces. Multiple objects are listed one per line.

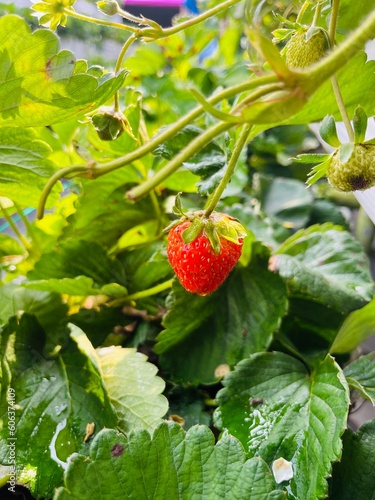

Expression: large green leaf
xmin=54 ymin=422 xmax=286 ymax=500
xmin=25 ymin=239 xmax=128 ymax=297
xmin=0 ymin=318 xmax=117 ymax=499
xmin=271 ymin=224 xmax=374 ymax=314
xmin=330 ymin=298 xmax=375 ymax=354
xmin=214 ymin=353 xmax=350 ymax=500
xmin=343 ymin=352 xmax=375 ymax=405
xmin=156 ymin=244 xmax=288 ymax=384
xmin=97 ymin=346 xmax=168 ymax=433
xmin=0 ymin=284 xmax=68 ymax=332
xmin=0 ymin=128 xmax=61 ymax=208
xmin=61 ymin=169 xmax=156 ymax=247
xmin=330 ymin=420 xmax=375 ymax=500
xmin=0 ymin=15 xmax=126 ymax=127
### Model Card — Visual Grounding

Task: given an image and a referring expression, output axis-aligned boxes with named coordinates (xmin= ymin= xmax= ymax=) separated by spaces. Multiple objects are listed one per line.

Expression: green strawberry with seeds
xmin=285 ymin=27 xmax=329 ymax=69
xmin=327 ymin=143 xmax=375 ymax=192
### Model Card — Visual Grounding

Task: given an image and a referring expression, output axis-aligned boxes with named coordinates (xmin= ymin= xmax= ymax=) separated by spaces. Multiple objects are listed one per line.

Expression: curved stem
xmin=37 ymin=165 xmax=89 ymax=220
xmin=312 ymin=1 xmax=322 ymax=27
xmin=64 ymin=8 xmax=139 ymax=33
xmin=144 ymin=0 xmax=241 ymax=39
xmin=296 ymin=0 xmax=311 ymax=23
xmin=114 ymin=34 xmax=137 ymax=111
xmin=327 ymin=0 xmax=355 ymax=142
xmin=0 ymin=203 xmax=30 ymax=251
xmin=204 ymin=123 xmax=252 ymax=217
xmin=127 ymin=121 xmax=233 ymax=201
xmin=108 ymin=278 xmax=174 ymax=307
xmin=92 ymin=74 xmax=279 ymax=178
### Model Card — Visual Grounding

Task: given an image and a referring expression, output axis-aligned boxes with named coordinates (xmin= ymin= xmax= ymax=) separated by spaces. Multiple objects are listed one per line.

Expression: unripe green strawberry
xmin=285 ymin=28 xmax=328 ymax=68
xmin=166 ymin=213 xmax=246 ymax=296
xmin=327 ymin=143 xmax=375 ymax=192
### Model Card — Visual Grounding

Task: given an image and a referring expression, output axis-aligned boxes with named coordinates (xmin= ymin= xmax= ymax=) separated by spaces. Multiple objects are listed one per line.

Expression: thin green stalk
xmin=0 ymin=203 xmax=30 ymax=251
xmin=92 ymin=75 xmax=279 ymax=178
xmin=114 ymin=33 xmax=137 ymax=111
xmin=204 ymin=123 xmax=252 ymax=217
xmin=108 ymin=278 xmax=174 ymax=307
xmin=37 ymin=75 xmax=279 ymax=218
xmin=64 ymin=8 xmax=139 ymax=33
xmin=127 ymin=121 xmax=233 ymax=201
xmin=142 ymin=0 xmax=241 ymax=39
xmin=13 ymin=202 xmax=38 ymax=246
xmin=312 ymin=1 xmax=322 ymax=27
xmin=296 ymin=0 xmax=311 ymax=23
xmin=328 ymin=0 xmax=355 ymax=142
xmin=37 ymin=165 xmax=89 ymax=220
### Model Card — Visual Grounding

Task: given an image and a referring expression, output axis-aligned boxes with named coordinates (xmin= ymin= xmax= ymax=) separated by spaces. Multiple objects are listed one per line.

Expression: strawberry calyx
xmin=163 ymin=195 xmax=246 ymax=255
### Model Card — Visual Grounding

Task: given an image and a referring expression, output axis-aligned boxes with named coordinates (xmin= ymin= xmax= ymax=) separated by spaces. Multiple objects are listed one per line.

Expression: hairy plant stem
xmin=64 ymin=8 xmax=139 ymax=33
xmin=108 ymin=278 xmax=174 ymax=307
xmin=327 ymin=0 xmax=355 ymax=142
xmin=204 ymin=123 xmax=252 ymax=217
xmin=0 ymin=203 xmax=30 ymax=251
xmin=114 ymin=34 xmax=137 ymax=111
xmin=127 ymin=121 xmax=233 ymax=201
xmin=142 ymin=0 xmax=241 ymax=39
xmin=296 ymin=0 xmax=311 ymax=23
xmin=37 ymin=165 xmax=89 ymax=219
xmin=37 ymin=75 xmax=279 ymax=218
xmin=13 ymin=202 xmax=38 ymax=247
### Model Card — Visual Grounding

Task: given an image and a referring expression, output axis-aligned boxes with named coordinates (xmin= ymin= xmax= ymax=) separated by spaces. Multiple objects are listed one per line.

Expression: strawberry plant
xmin=1 ymin=0 xmax=375 ymax=499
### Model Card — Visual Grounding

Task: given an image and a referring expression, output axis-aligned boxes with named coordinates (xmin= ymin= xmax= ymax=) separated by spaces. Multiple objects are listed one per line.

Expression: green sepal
xmin=204 ymin=220 xmax=221 ymax=255
xmin=215 ymin=218 xmax=247 ymax=244
xmin=273 ymin=13 xmax=300 ymax=29
xmin=320 ymin=115 xmax=341 ymax=147
xmin=181 ymin=218 xmax=204 ymax=245
xmin=339 ymin=143 xmax=355 ymax=163
xmin=91 ymin=108 xmax=133 ymax=141
xmin=293 ymin=153 xmax=330 ymax=164
xmin=353 ymin=106 xmax=368 ymax=143
xmin=172 ymin=192 xmax=185 ymax=217
xmin=247 ymin=30 xmax=290 ymax=80
xmin=306 ymin=156 xmax=332 ymax=186
xmin=272 ymin=28 xmax=295 ymax=43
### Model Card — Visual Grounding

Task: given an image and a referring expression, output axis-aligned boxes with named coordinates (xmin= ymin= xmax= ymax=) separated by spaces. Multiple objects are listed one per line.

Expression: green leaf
xmin=0 ymin=318 xmax=117 ymax=499
xmin=62 ymin=169 xmax=155 ymax=247
xmin=0 ymin=284 xmax=68 ymax=332
xmin=306 ymin=157 xmax=331 ymax=186
xmin=214 ymin=353 xmax=350 ymax=500
xmin=25 ymin=240 xmax=127 ymax=297
xmin=353 ymin=105 xmax=368 ymax=143
xmin=0 ymin=15 xmax=126 ymax=127
xmin=153 ymin=125 xmax=227 ymax=194
xmin=0 ymin=233 xmax=24 ymax=259
xmin=156 ymin=244 xmax=288 ymax=384
xmin=272 ymin=223 xmax=374 ymax=314
xmin=343 ymin=352 xmax=375 ymax=405
xmin=330 ymin=298 xmax=375 ymax=353
xmin=0 ymin=128 xmax=61 ymax=208
xmin=319 ymin=115 xmax=340 ymax=147
xmin=97 ymin=346 xmax=168 ymax=433
xmin=330 ymin=420 xmax=375 ymax=500
xmin=54 ymin=423 xmax=286 ymax=500
xmin=257 ymin=176 xmax=314 ymax=230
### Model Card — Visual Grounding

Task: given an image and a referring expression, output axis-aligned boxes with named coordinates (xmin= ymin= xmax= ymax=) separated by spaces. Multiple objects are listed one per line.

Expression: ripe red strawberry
xmin=166 ymin=213 xmax=245 ymax=296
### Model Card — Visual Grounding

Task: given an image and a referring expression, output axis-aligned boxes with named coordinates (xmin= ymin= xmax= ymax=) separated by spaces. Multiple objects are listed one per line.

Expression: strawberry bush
xmin=1 ymin=0 xmax=375 ymax=498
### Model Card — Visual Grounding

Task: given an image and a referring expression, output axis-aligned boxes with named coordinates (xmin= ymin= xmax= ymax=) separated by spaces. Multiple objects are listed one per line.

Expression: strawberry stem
xmin=107 ymin=278 xmax=174 ymax=307
xmin=328 ymin=0 xmax=355 ymax=142
xmin=204 ymin=123 xmax=253 ymax=218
